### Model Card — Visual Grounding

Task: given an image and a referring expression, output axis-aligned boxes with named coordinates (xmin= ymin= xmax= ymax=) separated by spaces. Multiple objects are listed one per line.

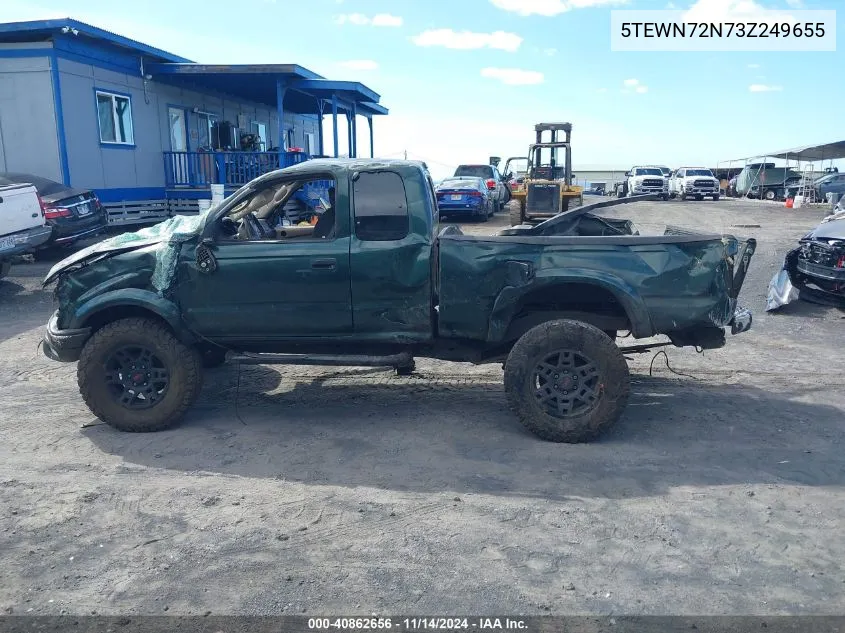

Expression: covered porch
xmin=148 ymin=63 xmax=389 ymax=190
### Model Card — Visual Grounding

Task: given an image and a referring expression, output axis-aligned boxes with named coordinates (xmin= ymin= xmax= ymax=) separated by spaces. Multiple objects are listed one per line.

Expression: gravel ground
xmin=1 ymin=198 xmax=843 ymax=616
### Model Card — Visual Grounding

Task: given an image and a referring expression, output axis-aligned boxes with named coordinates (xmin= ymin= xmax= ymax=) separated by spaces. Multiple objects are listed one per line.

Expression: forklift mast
xmin=531 ymin=122 xmax=572 ymax=186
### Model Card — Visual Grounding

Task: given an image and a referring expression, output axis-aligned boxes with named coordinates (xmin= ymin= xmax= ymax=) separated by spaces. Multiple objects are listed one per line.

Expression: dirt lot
xmin=1 ymin=198 xmax=844 ymax=616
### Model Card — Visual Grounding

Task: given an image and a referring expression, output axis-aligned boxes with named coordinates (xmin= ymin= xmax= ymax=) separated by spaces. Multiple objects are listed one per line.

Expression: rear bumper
xmin=0 ymin=225 xmax=53 ymax=259
xmin=42 ymin=310 xmax=90 ymax=363
xmin=438 ymin=204 xmax=487 ymax=216
xmin=52 ymin=223 xmax=106 ymax=246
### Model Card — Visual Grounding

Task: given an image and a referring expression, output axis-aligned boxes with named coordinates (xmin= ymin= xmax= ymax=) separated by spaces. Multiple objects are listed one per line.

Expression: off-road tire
xmin=504 ymin=319 xmax=630 ymax=443
xmin=509 ymin=203 xmax=525 ymax=226
xmin=77 ymin=317 xmax=203 ymax=432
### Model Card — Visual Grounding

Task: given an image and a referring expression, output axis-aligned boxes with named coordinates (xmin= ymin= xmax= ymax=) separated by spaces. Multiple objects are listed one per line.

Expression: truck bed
xmin=436 ymin=199 xmax=754 ymax=345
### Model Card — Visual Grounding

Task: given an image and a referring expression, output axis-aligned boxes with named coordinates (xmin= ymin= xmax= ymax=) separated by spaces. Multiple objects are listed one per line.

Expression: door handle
xmin=311 ymin=258 xmax=337 ymax=270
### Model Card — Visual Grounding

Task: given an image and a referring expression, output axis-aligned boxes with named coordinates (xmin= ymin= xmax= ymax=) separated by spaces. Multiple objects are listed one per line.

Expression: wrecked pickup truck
xmin=41 ymin=159 xmax=755 ymax=443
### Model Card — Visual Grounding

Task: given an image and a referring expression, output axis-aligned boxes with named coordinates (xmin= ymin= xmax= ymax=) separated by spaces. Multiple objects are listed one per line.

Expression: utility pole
xmin=404 ymin=150 xmax=407 ymax=160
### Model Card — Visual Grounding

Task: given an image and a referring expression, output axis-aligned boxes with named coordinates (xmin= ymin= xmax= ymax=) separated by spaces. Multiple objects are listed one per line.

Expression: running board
xmin=226 ymin=351 xmax=414 ymax=368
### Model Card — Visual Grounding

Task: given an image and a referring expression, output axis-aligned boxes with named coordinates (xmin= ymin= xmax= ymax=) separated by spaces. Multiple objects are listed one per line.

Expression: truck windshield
xmin=686 ymin=169 xmax=714 ymax=177
xmin=635 ymin=168 xmax=663 ymax=176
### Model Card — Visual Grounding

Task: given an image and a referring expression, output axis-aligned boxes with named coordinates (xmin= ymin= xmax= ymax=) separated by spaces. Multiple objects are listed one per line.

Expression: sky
xmin=3 ymin=0 xmax=842 ymax=180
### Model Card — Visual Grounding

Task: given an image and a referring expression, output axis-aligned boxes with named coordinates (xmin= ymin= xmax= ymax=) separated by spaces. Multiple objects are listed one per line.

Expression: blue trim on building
xmin=94 ymin=187 xmax=166 ymax=203
xmin=49 ymin=51 xmax=71 ymax=186
xmin=0 ymin=19 xmax=191 ymax=63
xmin=0 ymin=48 xmax=50 ymax=58
xmin=99 ymin=142 xmax=137 ymax=150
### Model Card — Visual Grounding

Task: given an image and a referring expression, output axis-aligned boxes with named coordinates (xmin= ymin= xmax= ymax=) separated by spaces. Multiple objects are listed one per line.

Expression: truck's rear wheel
xmin=77 ymin=318 xmax=203 ymax=432
xmin=504 ymin=319 xmax=630 ymax=443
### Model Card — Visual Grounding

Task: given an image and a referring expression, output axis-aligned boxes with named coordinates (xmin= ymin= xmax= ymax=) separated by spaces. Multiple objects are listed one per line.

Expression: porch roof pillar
xmin=368 ymin=116 xmax=374 ymax=158
xmin=351 ymin=103 xmax=358 ymax=158
xmin=331 ymin=93 xmax=339 ymax=158
xmin=275 ymin=78 xmax=287 ymax=151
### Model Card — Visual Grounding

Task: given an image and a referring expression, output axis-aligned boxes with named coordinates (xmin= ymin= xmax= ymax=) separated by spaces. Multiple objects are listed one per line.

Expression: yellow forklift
xmin=504 ymin=122 xmax=583 ymax=226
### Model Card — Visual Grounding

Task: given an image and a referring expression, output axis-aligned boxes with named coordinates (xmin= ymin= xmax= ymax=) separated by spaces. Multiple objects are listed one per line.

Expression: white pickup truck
xmin=0 ymin=183 xmax=53 ymax=279
xmin=669 ymin=167 xmax=721 ymax=201
xmin=619 ymin=166 xmax=669 ymax=200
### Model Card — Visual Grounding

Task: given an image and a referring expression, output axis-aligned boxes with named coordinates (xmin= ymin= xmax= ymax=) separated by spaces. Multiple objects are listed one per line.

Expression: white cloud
xmin=749 ymin=83 xmax=783 ymax=92
xmin=480 ymin=67 xmax=544 ymax=85
xmin=490 ymin=0 xmax=627 ymax=16
xmin=338 ymin=59 xmax=379 ymax=71
xmin=371 ymin=13 xmax=403 ymax=27
xmin=412 ymin=29 xmax=523 ymax=52
xmin=622 ymin=78 xmax=648 ymax=93
xmin=335 ymin=12 xmax=403 ymax=26
xmin=684 ymin=0 xmax=797 ymax=25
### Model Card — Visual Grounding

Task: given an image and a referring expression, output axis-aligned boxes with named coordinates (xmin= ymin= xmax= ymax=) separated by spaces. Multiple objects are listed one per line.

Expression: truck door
xmin=178 ymin=176 xmax=354 ymax=340
xmin=348 ymin=169 xmax=434 ymax=341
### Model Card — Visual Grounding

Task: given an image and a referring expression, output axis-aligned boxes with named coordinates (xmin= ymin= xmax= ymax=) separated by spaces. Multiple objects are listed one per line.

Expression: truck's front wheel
xmin=77 ymin=318 xmax=203 ymax=432
xmin=504 ymin=320 xmax=630 ymax=443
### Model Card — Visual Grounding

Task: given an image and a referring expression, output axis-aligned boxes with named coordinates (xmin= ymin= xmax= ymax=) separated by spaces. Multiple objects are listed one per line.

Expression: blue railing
xmin=163 ymin=151 xmax=309 ymax=188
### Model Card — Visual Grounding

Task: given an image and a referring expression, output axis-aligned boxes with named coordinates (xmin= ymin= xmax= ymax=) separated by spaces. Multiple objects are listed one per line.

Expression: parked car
xmin=669 ymin=167 xmax=721 ymax=201
xmin=453 ymin=164 xmax=509 ymax=211
xmin=0 ymin=183 xmax=54 ymax=278
xmin=435 ymin=177 xmax=495 ymax=222
xmin=0 ymin=173 xmax=107 ymax=248
xmin=785 ymin=172 xmax=845 ymax=204
xmin=767 ymin=215 xmax=845 ymax=310
xmin=41 ymin=159 xmax=755 ymax=444
xmin=620 ymin=166 xmax=669 ymax=199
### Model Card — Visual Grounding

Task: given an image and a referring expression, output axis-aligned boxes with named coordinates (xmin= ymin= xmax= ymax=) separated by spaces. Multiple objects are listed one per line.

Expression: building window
xmin=96 ymin=90 xmax=134 ymax=145
xmin=353 ymin=171 xmax=410 ymax=242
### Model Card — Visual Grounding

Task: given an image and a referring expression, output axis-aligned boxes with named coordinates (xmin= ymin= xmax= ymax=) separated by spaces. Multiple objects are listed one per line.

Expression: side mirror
xmin=625 ymin=172 xmax=631 ymax=177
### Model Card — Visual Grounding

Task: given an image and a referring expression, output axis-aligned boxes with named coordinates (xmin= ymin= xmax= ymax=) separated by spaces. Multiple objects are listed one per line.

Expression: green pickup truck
xmin=42 ymin=159 xmax=755 ymax=443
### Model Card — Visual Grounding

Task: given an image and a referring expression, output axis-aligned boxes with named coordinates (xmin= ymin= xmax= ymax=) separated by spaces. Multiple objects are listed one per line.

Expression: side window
xmin=96 ymin=90 xmax=134 ymax=145
xmin=222 ymin=178 xmax=337 ymax=242
xmin=353 ymin=171 xmax=410 ymax=242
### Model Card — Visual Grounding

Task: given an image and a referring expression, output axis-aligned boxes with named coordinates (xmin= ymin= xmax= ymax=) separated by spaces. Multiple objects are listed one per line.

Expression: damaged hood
xmin=43 ymin=213 xmax=207 ymax=287
xmin=43 ymin=237 xmax=166 ymax=286
xmin=803 ymin=218 xmax=845 ymax=241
